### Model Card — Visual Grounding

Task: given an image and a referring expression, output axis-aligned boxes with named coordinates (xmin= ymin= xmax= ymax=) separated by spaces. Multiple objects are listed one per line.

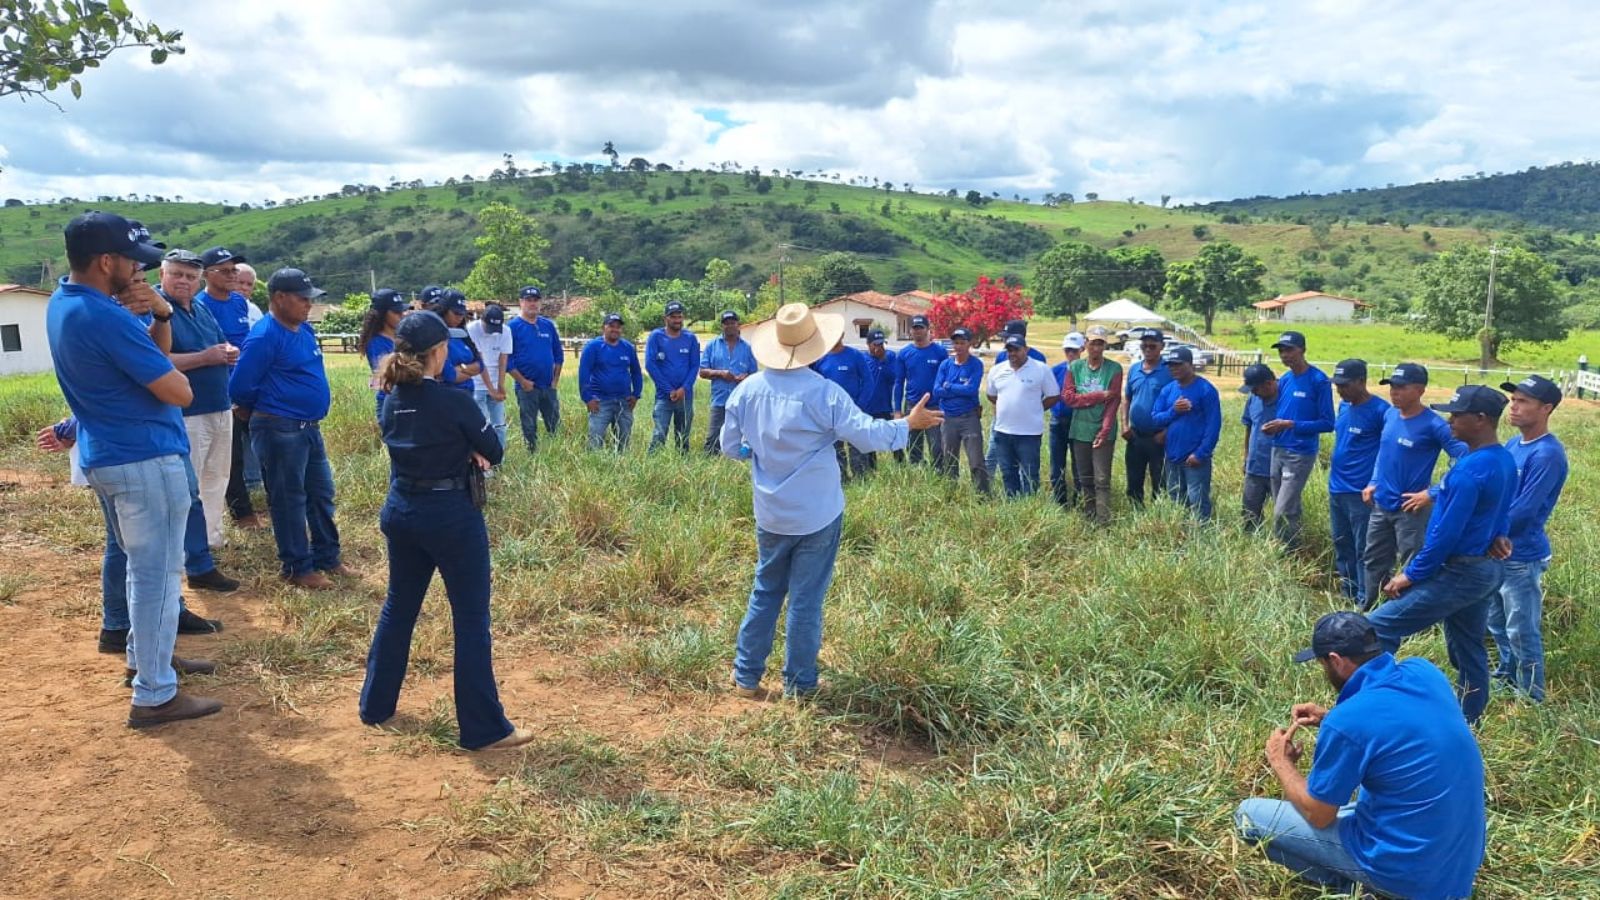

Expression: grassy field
xmin=2 ymin=352 xmax=1596 ymax=896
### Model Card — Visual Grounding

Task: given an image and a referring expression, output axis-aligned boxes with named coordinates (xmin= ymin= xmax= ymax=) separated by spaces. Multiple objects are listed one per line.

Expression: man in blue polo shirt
xmin=646 ymin=301 xmax=701 ymax=452
xmin=896 ymin=314 xmax=947 ymax=466
xmin=1368 ymin=385 xmax=1515 ymax=724
xmin=1121 ymin=328 xmax=1172 ymax=508
xmin=1328 ymin=359 xmax=1390 ymax=603
xmin=230 ymin=268 xmax=351 ymax=591
xmin=699 ymin=310 xmax=759 ymax=455
xmin=1236 ymin=611 xmax=1485 ymax=899
xmin=862 ymin=330 xmax=904 ymax=467
xmin=1261 ymin=331 xmax=1334 ymax=549
xmin=505 ymin=286 xmax=564 ymax=452
xmin=1487 ymin=376 xmax=1569 ymax=703
xmin=198 ymin=246 xmax=263 ymax=532
xmin=934 ymin=328 xmax=989 ymax=494
xmin=579 ymin=313 xmax=644 ymax=452
xmin=1239 ymin=363 xmax=1277 ymax=529
xmin=812 ymin=333 xmax=875 ymax=479
xmin=1150 ymin=347 xmax=1221 ymax=519
xmin=1362 ymin=363 xmax=1467 ymax=612
xmin=48 ymin=212 xmax=223 ymax=728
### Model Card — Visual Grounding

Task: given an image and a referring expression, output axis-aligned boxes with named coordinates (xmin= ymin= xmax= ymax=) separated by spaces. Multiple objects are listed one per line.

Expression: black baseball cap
xmin=162 ymin=248 xmax=204 ymax=269
xmin=370 ymin=288 xmax=407 ymax=314
xmin=418 ymin=285 xmax=445 ymax=307
xmin=604 ymin=312 xmax=624 ymax=325
xmin=1331 ymin=359 xmax=1368 ymax=385
xmin=1238 ymin=362 xmax=1274 ymax=393
xmin=1380 ymin=362 xmax=1428 ymax=386
xmin=1139 ymin=328 xmax=1165 ymax=343
xmin=1293 ymin=611 xmax=1381 ymax=663
xmin=1430 ymin=384 xmax=1508 ymax=417
xmin=1003 ymin=333 xmax=1025 ymax=349
xmin=720 ymin=309 xmax=740 ymax=322
xmin=869 ymin=330 xmax=888 ymax=345
xmin=910 ymin=315 xmax=930 ymax=328
xmin=950 ymin=327 xmax=972 ymax=341
xmin=483 ymin=302 xmax=506 ymax=331
xmin=1501 ymin=375 xmax=1562 ymax=408
xmin=267 ymin=268 xmax=326 ymax=299
xmin=200 ymin=246 xmax=246 ymax=268
xmin=437 ymin=289 xmax=467 ymax=316
xmin=1162 ymin=346 xmax=1193 ymax=365
xmin=664 ymin=301 xmax=686 ymax=316
xmin=1271 ymin=331 xmax=1307 ymax=351
xmin=1003 ymin=318 xmax=1027 ymax=337
xmin=396 ymin=309 xmax=449 ymax=353
xmin=64 ymin=211 xmax=166 ymax=268
xmin=519 ymin=285 xmax=542 ymax=301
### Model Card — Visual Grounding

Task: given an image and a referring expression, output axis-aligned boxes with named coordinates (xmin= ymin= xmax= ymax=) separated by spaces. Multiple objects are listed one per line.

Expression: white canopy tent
xmin=1082 ymin=298 xmax=1165 ymax=327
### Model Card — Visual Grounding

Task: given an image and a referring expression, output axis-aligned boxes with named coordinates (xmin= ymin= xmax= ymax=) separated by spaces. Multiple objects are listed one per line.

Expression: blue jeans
xmin=97 ymin=457 xmax=210 ymax=630
xmin=1235 ymin=798 xmax=1369 ymax=892
xmin=86 ymin=455 xmax=188 ymax=707
xmin=1163 ymin=456 xmax=1213 ymax=520
xmin=649 ymin=392 xmax=694 ymax=452
xmin=587 ymin=398 xmax=634 ymax=451
xmin=1048 ymin=418 xmax=1072 ymax=505
xmin=515 ymin=384 xmax=560 ymax=450
xmin=1328 ymin=492 xmax=1370 ymax=602
xmin=473 ymin=391 xmax=508 ymax=450
xmin=1487 ymin=558 xmax=1549 ymax=702
xmin=1368 ymin=556 xmax=1503 ymax=724
xmin=250 ymin=417 xmax=341 ymax=577
xmin=733 ymin=513 xmax=843 ymax=695
xmin=991 ymin=431 xmax=1042 ymax=497
xmin=361 ymin=488 xmax=514 ymax=750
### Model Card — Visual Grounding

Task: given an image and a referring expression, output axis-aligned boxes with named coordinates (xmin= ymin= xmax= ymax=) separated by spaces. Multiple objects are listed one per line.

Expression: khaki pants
xmin=184 ymin=410 xmax=234 ymax=548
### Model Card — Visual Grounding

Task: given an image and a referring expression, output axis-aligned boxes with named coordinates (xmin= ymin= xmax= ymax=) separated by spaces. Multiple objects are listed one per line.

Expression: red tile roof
xmin=0 ymin=283 xmax=50 ymax=297
xmin=1254 ymin=290 xmax=1367 ymax=309
xmin=825 ymin=291 xmax=931 ymax=315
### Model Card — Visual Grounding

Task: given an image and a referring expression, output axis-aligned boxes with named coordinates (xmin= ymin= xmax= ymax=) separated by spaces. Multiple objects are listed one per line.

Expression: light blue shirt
xmin=701 ymin=334 xmax=759 ymax=408
xmin=721 ymin=367 xmax=909 ymax=535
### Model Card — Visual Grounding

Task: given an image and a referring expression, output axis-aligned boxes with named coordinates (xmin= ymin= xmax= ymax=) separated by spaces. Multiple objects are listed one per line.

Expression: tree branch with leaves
xmin=2 ymin=0 xmax=183 ymax=105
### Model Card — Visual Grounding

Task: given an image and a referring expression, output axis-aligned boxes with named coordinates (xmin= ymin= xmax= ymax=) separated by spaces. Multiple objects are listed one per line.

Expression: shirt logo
xmin=1348 ymin=427 xmax=1363 ymax=434
xmin=1398 ymin=438 xmax=1414 ymax=447
xmin=1293 ymin=391 xmax=1307 ymax=398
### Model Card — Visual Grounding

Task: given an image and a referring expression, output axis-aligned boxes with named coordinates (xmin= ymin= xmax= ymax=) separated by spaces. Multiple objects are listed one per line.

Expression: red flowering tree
xmin=927 ymin=276 xmax=1033 ymax=344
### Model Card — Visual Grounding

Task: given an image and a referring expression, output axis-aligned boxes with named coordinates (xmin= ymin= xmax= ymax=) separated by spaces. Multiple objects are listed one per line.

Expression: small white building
xmin=0 ymin=284 xmax=54 ymax=376
xmin=742 ymin=290 xmax=933 ymax=348
xmin=1253 ymin=291 xmax=1367 ymax=322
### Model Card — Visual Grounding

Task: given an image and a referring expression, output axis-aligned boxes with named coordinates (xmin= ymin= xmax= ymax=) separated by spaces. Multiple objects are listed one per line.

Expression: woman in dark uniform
xmin=358 ymin=311 xmax=531 ymax=751
xmin=357 ymin=288 xmax=406 ymax=420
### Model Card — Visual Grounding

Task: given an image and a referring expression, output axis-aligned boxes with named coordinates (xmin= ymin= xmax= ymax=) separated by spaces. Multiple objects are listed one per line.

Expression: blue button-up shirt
xmin=701 ymin=334 xmax=759 ymax=408
xmin=721 ymin=367 xmax=909 ymax=535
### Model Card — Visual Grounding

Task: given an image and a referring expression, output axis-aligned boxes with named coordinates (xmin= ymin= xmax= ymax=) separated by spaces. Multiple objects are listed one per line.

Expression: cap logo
xmin=127 ymin=228 xmax=139 ymax=242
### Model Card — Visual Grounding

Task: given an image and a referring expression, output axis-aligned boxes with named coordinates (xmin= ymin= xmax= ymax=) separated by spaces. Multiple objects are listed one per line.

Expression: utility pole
xmin=1481 ymin=243 xmax=1499 ymax=371
xmin=777 ymin=248 xmax=788 ymax=306
xmin=370 ymin=269 xmax=377 ymax=293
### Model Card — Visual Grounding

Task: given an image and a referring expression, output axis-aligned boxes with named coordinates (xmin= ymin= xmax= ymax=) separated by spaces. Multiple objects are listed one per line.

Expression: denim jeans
xmin=472 ymin=391 xmax=508 ymax=450
xmin=360 ymin=488 xmax=515 ymax=750
xmin=1269 ymin=448 xmax=1316 ymax=549
xmin=1242 ymin=473 xmax=1272 ymax=530
xmin=1328 ymin=492 xmax=1370 ymax=602
xmin=515 ymin=384 xmax=561 ymax=451
xmin=1363 ymin=505 xmax=1429 ymax=611
xmin=649 ymin=392 xmax=694 ymax=452
xmin=97 ymin=460 xmax=210 ymax=631
xmin=733 ymin=513 xmax=843 ymax=695
xmin=587 ymin=398 xmax=634 ymax=451
xmin=1163 ymin=456 xmax=1213 ymax=520
xmin=1048 ymin=417 xmax=1073 ymax=505
xmin=991 ymin=431 xmax=1042 ymax=497
xmin=86 ymin=455 xmax=188 ymax=707
xmin=1125 ymin=428 xmax=1165 ymax=507
xmin=1235 ymin=798 xmax=1370 ymax=892
xmin=939 ymin=410 xmax=989 ymax=493
xmin=250 ymin=417 xmax=341 ymax=577
xmin=226 ymin=414 xmax=257 ymax=518
xmin=1368 ymin=556 xmax=1503 ymax=724
xmin=703 ymin=405 xmax=728 ymax=455
xmin=1487 ymin=558 xmax=1549 ymax=702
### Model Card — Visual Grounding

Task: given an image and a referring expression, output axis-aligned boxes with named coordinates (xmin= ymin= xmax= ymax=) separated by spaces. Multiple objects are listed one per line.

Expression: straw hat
xmin=750 ymin=303 xmax=845 ymax=370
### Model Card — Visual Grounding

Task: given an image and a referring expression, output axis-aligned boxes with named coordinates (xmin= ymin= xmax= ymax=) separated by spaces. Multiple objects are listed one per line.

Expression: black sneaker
xmin=187 ymin=568 xmax=240 ymax=593
xmin=177 ymin=608 xmax=224 ymax=635
xmin=98 ymin=628 xmax=129 ymax=654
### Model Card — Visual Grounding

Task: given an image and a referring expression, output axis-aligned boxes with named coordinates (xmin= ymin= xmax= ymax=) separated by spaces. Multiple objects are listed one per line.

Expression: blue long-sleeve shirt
xmin=1329 ymin=396 xmax=1391 ymax=494
xmin=932 ymin=355 xmax=985 ymax=418
xmin=1150 ymin=377 xmax=1221 ymax=462
xmin=720 ymin=367 xmax=909 ymax=535
xmin=811 ymin=346 xmax=874 ymax=411
xmin=864 ymin=351 xmax=903 ymax=415
xmin=1242 ymin=395 xmax=1274 ymax=477
xmin=1126 ymin=361 xmax=1173 ymax=432
xmin=577 ymin=336 xmax=643 ymax=402
xmin=228 ymin=315 xmax=331 ymax=421
xmin=1050 ymin=360 xmax=1073 ymax=422
xmin=506 ymin=315 xmax=564 ymax=388
xmin=644 ymin=328 xmax=700 ymax=395
xmin=701 ymin=334 xmax=759 ymax=409
xmin=1502 ymin=434 xmax=1568 ymax=563
xmin=442 ymin=333 xmax=477 ymax=392
xmin=897 ymin=341 xmax=948 ymax=410
xmin=1404 ymin=444 xmax=1516 ymax=583
xmin=1272 ymin=366 xmax=1335 ymax=454
xmin=1369 ymin=408 xmax=1468 ymax=510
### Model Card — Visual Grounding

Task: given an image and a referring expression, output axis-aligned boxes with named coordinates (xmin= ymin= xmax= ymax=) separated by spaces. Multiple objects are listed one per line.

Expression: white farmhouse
xmin=1253 ymin=291 xmax=1367 ymax=322
xmin=0 ymin=284 xmax=54 ymax=376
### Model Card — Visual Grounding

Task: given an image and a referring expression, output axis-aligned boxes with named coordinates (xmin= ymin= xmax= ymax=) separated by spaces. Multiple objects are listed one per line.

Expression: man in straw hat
xmin=722 ymin=303 xmax=943 ymax=700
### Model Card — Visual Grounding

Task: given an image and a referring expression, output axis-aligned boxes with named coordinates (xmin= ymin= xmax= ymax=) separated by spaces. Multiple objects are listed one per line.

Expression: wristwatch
xmin=152 ymin=310 xmax=172 ymax=322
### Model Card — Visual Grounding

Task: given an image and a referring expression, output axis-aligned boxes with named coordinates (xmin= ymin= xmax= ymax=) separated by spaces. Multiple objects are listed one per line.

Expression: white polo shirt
xmin=466 ymin=321 xmax=516 ymax=391
xmin=986 ymin=356 xmax=1058 ymax=436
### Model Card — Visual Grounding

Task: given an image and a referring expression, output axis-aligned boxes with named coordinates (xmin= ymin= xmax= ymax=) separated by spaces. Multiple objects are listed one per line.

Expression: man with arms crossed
xmin=699 ymin=310 xmax=759 ymax=455
xmin=1121 ymin=328 xmax=1171 ymax=508
xmin=896 ymin=314 xmax=946 ymax=466
xmin=1261 ymin=331 xmax=1334 ymax=549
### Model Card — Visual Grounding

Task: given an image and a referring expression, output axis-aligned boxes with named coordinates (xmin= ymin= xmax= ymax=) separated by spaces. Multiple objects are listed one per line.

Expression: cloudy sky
xmin=3 ymin=0 xmax=1597 ymax=206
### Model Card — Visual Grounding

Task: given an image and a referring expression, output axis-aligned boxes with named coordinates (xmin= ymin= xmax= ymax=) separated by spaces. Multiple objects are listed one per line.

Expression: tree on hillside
xmin=1031 ymin=242 xmax=1116 ymax=324
xmin=1411 ymin=245 xmax=1566 ymax=366
xmin=1109 ymin=245 xmax=1166 ymax=300
xmin=601 ymin=141 xmax=619 ymax=168
xmin=809 ymin=252 xmax=873 ymax=300
xmin=461 ymin=202 xmax=550 ymax=301
xmin=1162 ymin=241 xmax=1266 ymax=334
xmin=927 ymin=276 xmax=1033 ymax=345
xmin=2 ymin=0 xmax=183 ymax=103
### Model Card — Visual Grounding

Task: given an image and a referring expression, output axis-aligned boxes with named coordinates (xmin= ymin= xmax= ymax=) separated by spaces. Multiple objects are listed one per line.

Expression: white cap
xmin=1063 ymin=332 xmax=1085 ymax=350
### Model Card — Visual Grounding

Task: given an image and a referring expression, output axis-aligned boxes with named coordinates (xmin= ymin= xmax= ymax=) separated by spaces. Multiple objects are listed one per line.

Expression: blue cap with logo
xmin=418 ymin=285 xmax=445 ymax=307
xmin=483 ymin=302 xmax=506 ymax=332
xmin=604 ymin=312 xmax=624 ymax=326
xmin=1332 ymin=358 xmax=1368 ymax=385
xmin=868 ymin=329 xmax=888 ymax=345
xmin=267 ymin=268 xmax=326 ymax=299
xmin=1501 ymin=374 xmax=1562 ymax=407
xmin=720 ymin=309 xmax=740 ymax=322
xmin=950 ymin=327 xmax=972 ymax=341
xmin=1380 ymin=362 xmax=1428 ymax=386
xmin=396 ymin=309 xmax=449 ymax=353
xmin=1430 ymin=384 xmax=1508 ymax=417
xmin=519 ymin=285 xmax=542 ymax=301
xmin=664 ymin=301 xmax=686 ymax=316
xmin=1003 ymin=332 xmax=1026 ymax=349
xmin=200 ymin=246 xmax=246 ymax=268
xmin=1293 ymin=611 xmax=1381 ymax=664
xmin=64 ymin=211 xmax=166 ymax=268
xmin=1162 ymin=346 xmax=1194 ymax=365
xmin=1271 ymin=331 xmax=1307 ymax=351
xmin=436 ymin=288 xmax=467 ymax=316
xmin=1139 ymin=328 xmax=1165 ymax=343
xmin=370 ymin=288 xmax=407 ymax=314
xmin=1238 ymin=362 xmax=1275 ymax=393
xmin=910 ymin=315 xmax=930 ymax=329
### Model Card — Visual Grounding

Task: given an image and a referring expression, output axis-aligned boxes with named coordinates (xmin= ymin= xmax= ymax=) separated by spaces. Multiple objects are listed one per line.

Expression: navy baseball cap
xmin=370 ymin=288 xmax=407 ymax=314
xmin=418 ymin=285 xmax=445 ymax=307
xmin=868 ymin=329 xmax=887 ymax=345
xmin=1271 ymin=331 xmax=1307 ymax=351
xmin=1238 ymin=362 xmax=1274 ymax=393
xmin=1003 ymin=318 xmax=1027 ymax=337
xmin=1293 ymin=611 xmax=1381 ymax=663
xmin=1139 ymin=328 xmax=1165 ymax=343
xmin=518 ymin=285 xmax=542 ymax=301
xmin=162 ymin=248 xmax=204 ymax=269
xmin=910 ymin=315 xmax=930 ymax=328
xmin=664 ymin=301 xmax=686 ymax=316
xmin=1332 ymin=359 xmax=1368 ymax=385
xmin=950 ymin=327 xmax=972 ymax=341
xmin=1003 ymin=333 xmax=1026 ymax=349
xmin=483 ymin=302 xmax=506 ymax=331
xmin=1380 ymin=362 xmax=1428 ymax=386
xmin=1431 ymin=384 xmax=1508 ymax=417
xmin=395 ymin=309 xmax=449 ymax=353
xmin=1501 ymin=375 xmax=1562 ymax=407
xmin=604 ymin=312 xmax=624 ymax=325
xmin=720 ymin=309 xmax=740 ymax=322
xmin=437 ymin=289 xmax=467 ymax=315
xmin=64 ymin=211 xmax=166 ymax=268
xmin=267 ymin=268 xmax=326 ymax=299
xmin=1163 ymin=346 xmax=1193 ymax=365
xmin=200 ymin=246 xmax=246 ymax=268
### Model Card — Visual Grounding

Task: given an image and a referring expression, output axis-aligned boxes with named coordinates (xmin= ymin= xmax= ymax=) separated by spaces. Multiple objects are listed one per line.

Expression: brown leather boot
xmin=127 ymin=691 xmax=223 ymax=729
xmin=124 ymin=657 xmax=217 ymax=687
xmin=286 ymin=571 xmax=333 ymax=590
